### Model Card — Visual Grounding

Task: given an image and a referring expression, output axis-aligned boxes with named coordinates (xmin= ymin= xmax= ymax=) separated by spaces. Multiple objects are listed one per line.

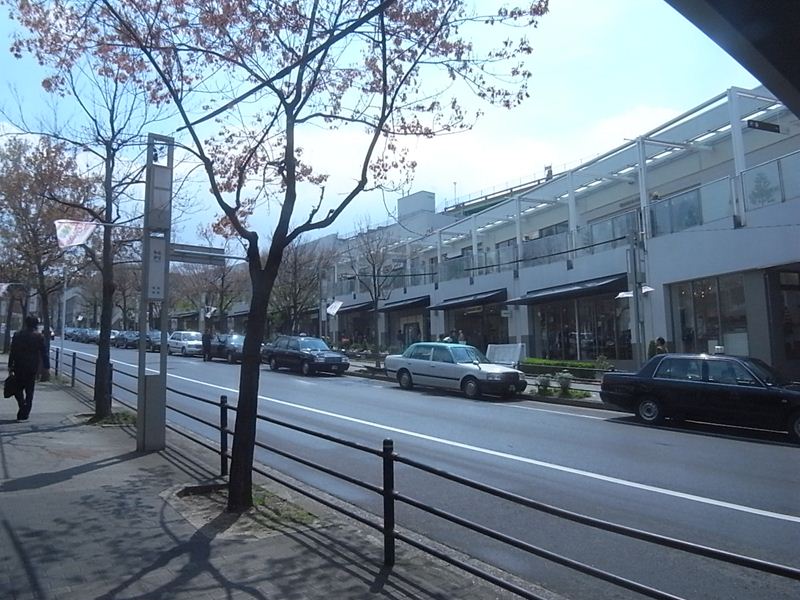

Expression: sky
xmin=0 ymin=0 xmax=761 ymax=244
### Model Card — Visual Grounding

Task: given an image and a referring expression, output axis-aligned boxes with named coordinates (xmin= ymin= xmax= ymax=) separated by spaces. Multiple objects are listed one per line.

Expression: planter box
xmin=519 ymin=363 xmax=605 ymax=381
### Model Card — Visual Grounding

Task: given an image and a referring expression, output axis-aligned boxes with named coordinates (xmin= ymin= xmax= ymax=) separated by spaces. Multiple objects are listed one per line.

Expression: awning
xmin=336 ymin=300 xmax=374 ymax=315
xmin=379 ymin=295 xmax=430 ymax=313
xmin=428 ymin=288 xmax=507 ymax=311
xmin=507 ymin=274 xmax=627 ymax=305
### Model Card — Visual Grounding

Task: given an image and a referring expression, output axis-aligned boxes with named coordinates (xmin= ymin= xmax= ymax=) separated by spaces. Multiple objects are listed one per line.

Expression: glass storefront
xmin=532 ymin=293 xmax=631 ymax=361
xmin=670 ymin=273 xmax=748 ymax=355
xmin=779 ymin=272 xmax=800 ymax=359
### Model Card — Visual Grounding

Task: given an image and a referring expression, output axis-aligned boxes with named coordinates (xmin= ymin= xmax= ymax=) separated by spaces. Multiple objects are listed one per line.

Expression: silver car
xmin=167 ymin=330 xmax=203 ymax=356
xmin=384 ymin=342 xmax=528 ymax=399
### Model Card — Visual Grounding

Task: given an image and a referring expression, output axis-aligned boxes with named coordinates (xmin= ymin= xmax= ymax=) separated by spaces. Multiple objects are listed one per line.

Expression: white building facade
xmin=319 ymin=86 xmax=800 ymax=376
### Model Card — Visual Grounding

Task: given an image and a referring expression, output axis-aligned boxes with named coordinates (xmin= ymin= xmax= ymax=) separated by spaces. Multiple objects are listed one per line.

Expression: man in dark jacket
xmin=8 ymin=315 xmax=50 ymax=421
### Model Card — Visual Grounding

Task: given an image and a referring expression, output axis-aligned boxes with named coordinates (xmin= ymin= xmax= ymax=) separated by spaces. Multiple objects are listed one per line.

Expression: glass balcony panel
xmin=779 ymin=151 xmax=800 ymax=202
xmin=650 ymin=199 xmax=672 ymax=237
xmin=743 ymin=161 xmax=782 ymax=210
xmin=671 ymin=189 xmax=702 ymax=232
xmin=699 ymin=178 xmax=732 ymax=223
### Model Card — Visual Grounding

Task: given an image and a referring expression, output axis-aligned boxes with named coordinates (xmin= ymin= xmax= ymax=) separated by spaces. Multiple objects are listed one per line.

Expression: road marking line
xmin=68 ymin=347 xmax=800 ymax=524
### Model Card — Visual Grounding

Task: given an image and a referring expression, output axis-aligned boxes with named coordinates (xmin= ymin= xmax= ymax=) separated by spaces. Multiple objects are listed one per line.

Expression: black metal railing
xmin=52 ymin=347 xmax=800 ymax=600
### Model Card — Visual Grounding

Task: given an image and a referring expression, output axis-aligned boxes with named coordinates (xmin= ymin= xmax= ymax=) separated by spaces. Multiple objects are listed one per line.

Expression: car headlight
xmin=486 ymin=374 xmax=503 ymax=381
xmin=342 ymin=356 xmax=349 ymax=363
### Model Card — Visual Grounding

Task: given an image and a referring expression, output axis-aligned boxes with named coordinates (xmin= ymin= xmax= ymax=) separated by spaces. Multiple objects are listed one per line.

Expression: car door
xmin=287 ymin=337 xmax=303 ymax=371
xmin=271 ymin=336 xmax=289 ymax=367
xmin=431 ymin=345 xmax=460 ymax=390
xmin=651 ymin=357 xmax=704 ymax=418
xmin=406 ymin=344 xmax=435 ymax=386
xmin=169 ymin=332 xmax=181 ymax=353
xmin=704 ymin=358 xmax=783 ymax=429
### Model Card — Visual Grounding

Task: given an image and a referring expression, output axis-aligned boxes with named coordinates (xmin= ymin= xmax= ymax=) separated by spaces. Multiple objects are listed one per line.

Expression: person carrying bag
xmin=8 ymin=315 xmax=50 ymax=420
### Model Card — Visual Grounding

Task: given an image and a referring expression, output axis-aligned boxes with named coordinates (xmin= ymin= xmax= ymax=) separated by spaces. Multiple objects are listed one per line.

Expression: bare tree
xmin=269 ymin=237 xmax=332 ymax=336
xmin=343 ymin=220 xmax=403 ymax=359
xmin=18 ymin=0 xmax=550 ymax=509
xmin=0 ymin=137 xmax=95 ymax=355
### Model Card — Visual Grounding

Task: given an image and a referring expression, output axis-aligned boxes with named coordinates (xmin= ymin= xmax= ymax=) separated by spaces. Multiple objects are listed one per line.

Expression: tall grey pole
xmin=137 ymin=134 xmax=173 ymax=452
xmin=59 ymin=266 xmax=67 ymax=363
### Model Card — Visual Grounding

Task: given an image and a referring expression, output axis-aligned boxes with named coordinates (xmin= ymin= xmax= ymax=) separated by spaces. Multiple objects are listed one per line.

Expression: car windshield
xmin=742 ymin=358 xmax=790 ymax=386
xmin=299 ymin=338 xmax=330 ymax=351
xmin=184 ymin=332 xmax=202 ymax=341
xmin=228 ymin=335 xmax=244 ymax=344
xmin=450 ymin=345 xmax=490 ymax=364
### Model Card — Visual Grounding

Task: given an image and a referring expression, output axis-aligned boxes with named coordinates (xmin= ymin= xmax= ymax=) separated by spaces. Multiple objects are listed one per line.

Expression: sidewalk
xmin=0 ymin=358 xmax=564 ymax=600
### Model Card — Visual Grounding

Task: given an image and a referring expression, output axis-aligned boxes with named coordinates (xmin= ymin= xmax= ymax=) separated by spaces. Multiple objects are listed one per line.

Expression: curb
xmin=347 ymin=365 xmax=621 ymax=410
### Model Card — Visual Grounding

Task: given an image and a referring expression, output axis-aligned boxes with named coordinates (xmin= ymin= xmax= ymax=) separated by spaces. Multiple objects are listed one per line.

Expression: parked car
xmin=600 ymin=353 xmax=800 ymax=442
xmin=114 ymin=330 xmax=138 ymax=348
xmin=262 ymin=334 xmax=349 ymax=375
xmin=147 ymin=330 xmax=162 ymax=352
xmin=208 ymin=333 xmax=245 ymax=363
xmin=167 ymin=330 xmax=203 ymax=356
xmin=384 ymin=342 xmax=527 ymax=399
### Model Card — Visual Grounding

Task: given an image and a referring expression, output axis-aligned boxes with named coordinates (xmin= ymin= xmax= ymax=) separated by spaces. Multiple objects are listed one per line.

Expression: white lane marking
xmin=71 ymin=348 xmax=800 ymax=523
xmin=506 ymin=404 xmax=607 ymax=420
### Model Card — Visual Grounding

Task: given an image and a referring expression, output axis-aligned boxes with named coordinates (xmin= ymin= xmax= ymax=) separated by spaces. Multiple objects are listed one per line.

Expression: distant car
xmin=262 ymin=334 xmax=349 ymax=375
xmin=209 ymin=333 xmax=245 ymax=363
xmin=384 ymin=342 xmax=528 ymax=399
xmin=115 ymin=330 xmax=138 ymax=348
xmin=167 ymin=330 xmax=203 ymax=356
xmin=600 ymin=353 xmax=800 ymax=442
xmin=147 ymin=330 xmax=162 ymax=352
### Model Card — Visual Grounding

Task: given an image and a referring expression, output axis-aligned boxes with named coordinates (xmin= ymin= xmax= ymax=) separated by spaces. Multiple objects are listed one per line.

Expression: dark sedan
xmin=262 ymin=335 xmax=349 ymax=375
xmin=207 ymin=333 xmax=245 ymax=363
xmin=601 ymin=353 xmax=800 ymax=442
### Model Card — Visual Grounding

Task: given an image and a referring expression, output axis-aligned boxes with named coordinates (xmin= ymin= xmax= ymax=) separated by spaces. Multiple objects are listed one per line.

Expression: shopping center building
xmin=320 ymin=86 xmax=800 ymax=376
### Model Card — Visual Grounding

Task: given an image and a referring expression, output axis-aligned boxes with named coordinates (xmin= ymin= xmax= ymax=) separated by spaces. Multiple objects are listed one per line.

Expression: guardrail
xmin=51 ymin=347 xmax=800 ymax=600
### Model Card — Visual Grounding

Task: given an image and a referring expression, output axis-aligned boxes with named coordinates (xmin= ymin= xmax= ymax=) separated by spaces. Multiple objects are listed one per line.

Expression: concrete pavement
xmin=0 ymin=356 xmax=565 ymax=600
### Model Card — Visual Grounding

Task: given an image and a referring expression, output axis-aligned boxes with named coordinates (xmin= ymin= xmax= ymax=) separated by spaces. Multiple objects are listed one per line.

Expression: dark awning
xmin=336 ymin=300 xmax=375 ymax=315
xmin=507 ymin=274 xmax=627 ymax=305
xmin=428 ymin=288 xmax=507 ymax=311
xmin=379 ymin=295 xmax=430 ymax=313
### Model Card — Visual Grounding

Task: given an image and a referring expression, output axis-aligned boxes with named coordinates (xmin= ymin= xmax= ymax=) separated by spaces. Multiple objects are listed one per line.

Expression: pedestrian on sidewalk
xmin=202 ymin=327 xmax=213 ymax=361
xmin=8 ymin=315 xmax=50 ymax=421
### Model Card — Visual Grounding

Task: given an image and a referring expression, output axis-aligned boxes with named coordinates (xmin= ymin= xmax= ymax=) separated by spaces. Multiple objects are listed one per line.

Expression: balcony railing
xmin=649 ymin=177 xmax=732 ymax=237
xmin=742 ymin=149 xmax=800 ymax=210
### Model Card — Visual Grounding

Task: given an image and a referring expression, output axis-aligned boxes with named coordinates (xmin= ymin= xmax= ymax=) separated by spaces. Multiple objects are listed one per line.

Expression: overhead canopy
xmin=336 ymin=300 xmax=374 ymax=315
xmin=507 ymin=274 xmax=627 ymax=305
xmin=379 ymin=295 xmax=430 ymax=313
xmin=428 ymin=288 xmax=507 ymax=311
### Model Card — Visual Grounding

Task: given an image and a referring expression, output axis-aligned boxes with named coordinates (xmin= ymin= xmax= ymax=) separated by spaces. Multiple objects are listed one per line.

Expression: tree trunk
xmin=93 ymin=156 xmax=116 ymax=419
xmin=227 ymin=259 xmax=274 ymax=512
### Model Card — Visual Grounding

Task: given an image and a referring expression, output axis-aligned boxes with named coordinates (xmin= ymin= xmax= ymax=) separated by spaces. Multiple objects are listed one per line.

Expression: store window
xmin=780 ymin=272 xmax=800 ymax=359
xmin=534 ymin=294 xmax=630 ymax=360
xmin=670 ymin=274 xmax=748 ymax=355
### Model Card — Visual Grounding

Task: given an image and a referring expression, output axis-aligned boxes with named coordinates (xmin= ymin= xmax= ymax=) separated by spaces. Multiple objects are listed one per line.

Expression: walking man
xmin=8 ymin=315 xmax=50 ymax=421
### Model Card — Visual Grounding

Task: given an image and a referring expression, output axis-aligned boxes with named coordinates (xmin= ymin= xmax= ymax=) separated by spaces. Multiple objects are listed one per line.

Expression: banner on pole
xmin=54 ymin=220 xmax=98 ymax=248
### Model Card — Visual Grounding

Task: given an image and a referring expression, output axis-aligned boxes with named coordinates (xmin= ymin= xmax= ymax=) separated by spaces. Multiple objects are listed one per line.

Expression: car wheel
xmin=462 ymin=377 xmax=481 ymax=399
xmin=301 ymin=361 xmax=312 ymax=376
xmin=789 ymin=411 xmax=800 ymax=443
xmin=269 ymin=357 xmax=279 ymax=371
xmin=227 ymin=351 xmax=235 ymax=364
xmin=397 ymin=369 xmax=413 ymax=390
xmin=181 ymin=346 xmax=187 ymax=357
xmin=636 ymin=397 xmax=664 ymax=425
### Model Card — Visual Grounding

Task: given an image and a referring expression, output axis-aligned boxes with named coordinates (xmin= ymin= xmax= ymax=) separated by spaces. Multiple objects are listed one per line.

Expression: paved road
xmin=56 ymin=341 xmax=800 ymax=600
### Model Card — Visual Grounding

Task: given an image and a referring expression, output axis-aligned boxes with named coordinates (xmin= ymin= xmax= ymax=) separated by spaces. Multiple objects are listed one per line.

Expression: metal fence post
xmin=54 ymin=348 xmax=60 ymax=377
xmin=71 ymin=352 xmax=77 ymax=387
xmin=108 ymin=362 xmax=114 ymax=401
xmin=382 ymin=438 xmax=395 ymax=566
xmin=220 ymin=395 xmax=228 ymax=477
